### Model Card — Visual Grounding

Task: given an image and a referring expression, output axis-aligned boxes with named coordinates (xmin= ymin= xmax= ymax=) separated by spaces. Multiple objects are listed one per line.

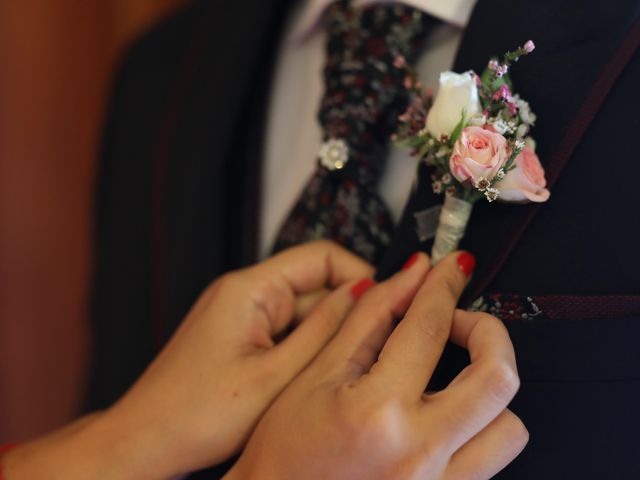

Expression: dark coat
xmin=88 ymin=0 xmax=640 ymax=477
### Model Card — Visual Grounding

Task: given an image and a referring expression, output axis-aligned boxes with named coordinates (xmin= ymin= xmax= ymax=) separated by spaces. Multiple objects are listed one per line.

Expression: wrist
xmin=0 ymin=410 xmax=179 ymax=480
xmin=223 ymin=463 xmax=247 ymax=480
xmin=83 ymin=403 xmax=184 ymax=479
xmin=0 ymin=444 xmax=18 ymax=480
xmin=224 ymin=457 xmax=281 ymax=480
xmin=0 ymin=413 xmax=115 ymax=479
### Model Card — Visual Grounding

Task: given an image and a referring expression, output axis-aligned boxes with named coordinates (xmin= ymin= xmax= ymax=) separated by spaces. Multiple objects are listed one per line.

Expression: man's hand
xmin=227 ymin=252 xmax=528 ymax=480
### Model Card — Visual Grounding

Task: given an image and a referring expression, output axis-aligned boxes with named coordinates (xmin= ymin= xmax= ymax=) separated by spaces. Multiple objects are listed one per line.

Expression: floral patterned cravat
xmin=272 ymin=1 xmax=438 ymax=263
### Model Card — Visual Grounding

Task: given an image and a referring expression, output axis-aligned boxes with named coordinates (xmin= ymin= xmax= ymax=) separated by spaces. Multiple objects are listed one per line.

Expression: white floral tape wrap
xmin=431 ymin=194 xmax=473 ymax=264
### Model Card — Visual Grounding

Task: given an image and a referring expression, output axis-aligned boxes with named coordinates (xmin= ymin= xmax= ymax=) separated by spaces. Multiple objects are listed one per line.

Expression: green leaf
xmin=480 ymin=66 xmax=494 ymax=89
xmin=405 ymin=136 xmax=426 ymax=148
xmin=504 ymin=146 xmax=521 ymax=171
xmin=449 ymin=108 xmax=468 ymax=145
xmin=480 ymin=65 xmax=513 ymax=92
xmin=418 ymin=141 xmax=432 ymax=158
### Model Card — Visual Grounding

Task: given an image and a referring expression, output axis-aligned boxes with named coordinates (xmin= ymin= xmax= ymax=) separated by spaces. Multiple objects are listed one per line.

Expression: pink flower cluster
xmin=492 ymin=84 xmax=517 ymax=114
xmin=499 ymin=146 xmax=550 ymax=202
xmin=488 ymin=60 xmax=509 ymax=78
xmin=450 ymin=126 xmax=549 ymax=202
xmin=488 ymin=40 xmax=535 ymax=78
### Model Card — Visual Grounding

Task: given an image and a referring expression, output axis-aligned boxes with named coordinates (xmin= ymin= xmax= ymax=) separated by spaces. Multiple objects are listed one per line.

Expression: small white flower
xmin=525 ymin=136 xmax=537 ymax=152
xmin=475 ymin=177 xmax=491 ymax=191
xmin=516 ymin=98 xmax=536 ymax=126
xmin=491 ymin=117 xmax=516 ymax=135
xmin=436 ymin=145 xmax=450 ymax=157
xmin=496 ymin=65 xmax=509 ymax=77
xmin=432 ymin=181 xmax=443 ymax=194
xmin=496 ymin=169 xmax=506 ymax=180
xmin=485 ymin=187 xmax=499 ymax=202
xmin=490 ymin=118 xmax=509 ymax=135
xmin=515 ymin=139 xmax=525 ymax=150
xmin=468 ymin=113 xmax=487 ymax=126
xmin=441 ymin=173 xmax=452 ymax=185
xmin=520 ymin=107 xmax=534 ymax=125
xmin=319 ymin=138 xmax=349 ymax=171
xmin=518 ymin=102 xmax=530 ymax=123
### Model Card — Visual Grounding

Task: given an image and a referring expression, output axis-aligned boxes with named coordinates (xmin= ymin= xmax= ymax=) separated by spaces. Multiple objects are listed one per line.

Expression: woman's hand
xmin=2 ymin=241 xmax=373 ymax=479
xmin=227 ymin=252 xmax=528 ymax=480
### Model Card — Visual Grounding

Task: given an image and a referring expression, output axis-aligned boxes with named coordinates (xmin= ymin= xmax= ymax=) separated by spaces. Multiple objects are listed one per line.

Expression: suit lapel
xmin=377 ymin=0 xmax=640 ymax=297
xmin=451 ymin=0 xmax=640 ymax=306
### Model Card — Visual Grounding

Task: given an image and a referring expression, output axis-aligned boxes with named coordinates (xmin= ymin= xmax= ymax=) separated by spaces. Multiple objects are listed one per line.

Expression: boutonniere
xmin=393 ymin=41 xmax=549 ymax=263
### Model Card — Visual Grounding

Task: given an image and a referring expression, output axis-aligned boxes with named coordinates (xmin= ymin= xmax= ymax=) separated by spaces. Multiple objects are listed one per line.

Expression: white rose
xmin=426 ymin=71 xmax=482 ymax=139
xmin=516 ymin=123 xmax=529 ymax=139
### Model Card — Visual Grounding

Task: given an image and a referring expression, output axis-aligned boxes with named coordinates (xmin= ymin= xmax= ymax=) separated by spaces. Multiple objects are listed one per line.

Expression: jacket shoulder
xmin=116 ymin=0 xmax=215 ymax=86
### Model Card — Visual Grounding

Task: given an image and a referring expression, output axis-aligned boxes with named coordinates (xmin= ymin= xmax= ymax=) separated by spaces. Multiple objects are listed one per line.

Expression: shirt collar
xmin=290 ymin=0 xmax=478 ymax=42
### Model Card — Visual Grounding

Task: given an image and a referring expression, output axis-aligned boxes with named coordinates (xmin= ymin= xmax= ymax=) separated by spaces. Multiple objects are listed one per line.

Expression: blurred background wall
xmin=0 ymin=0 xmax=185 ymax=441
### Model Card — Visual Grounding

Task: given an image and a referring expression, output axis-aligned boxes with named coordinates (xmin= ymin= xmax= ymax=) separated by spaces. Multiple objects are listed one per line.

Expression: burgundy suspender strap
xmin=533 ymin=295 xmax=640 ymax=321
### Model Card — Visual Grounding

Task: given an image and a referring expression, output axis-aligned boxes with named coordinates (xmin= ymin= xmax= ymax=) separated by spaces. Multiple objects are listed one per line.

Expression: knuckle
xmin=215 ymin=270 xmax=244 ymax=290
xmin=503 ymin=412 xmax=530 ymax=449
xmin=208 ymin=271 xmax=241 ymax=298
xmin=311 ymin=238 xmax=338 ymax=250
xmin=336 ymin=393 xmax=404 ymax=447
xmin=477 ymin=312 xmax=509 ymax=334
xmin=213 ymin=271 xmax=236 ymax=290
xmin=333 ymin=389 xmax=445 ymax=477
xmin=315 ymin=299 xmax=345 ymax=333
xmin=332 ymin=388 xmax=367 ymax=441
xmin=441 ymin=270 xmax=463 ymax=299
xmin=258 ymin=357 xmax=281 ymax=381
xmin=484 ymin=360 xmax=520 ymax=403
xmin=476 ymin=310 xmax=501 ymax=324
xmin=512 ymin=420 xmax=530 ymax=448
xmin=354 ymin=286 xmax=395 ymax=325
xmin=415 ymin=439 xmax=443 ymax=468
xmin=313 ymin=238 xmax=340 ymax=254
xmin=389 ymin=451 xmax=439 ymax=480
xmin=416 ymin=311 xmax=449 ymax=346
xmin=363 ymin=403 xmax=407 ymax=446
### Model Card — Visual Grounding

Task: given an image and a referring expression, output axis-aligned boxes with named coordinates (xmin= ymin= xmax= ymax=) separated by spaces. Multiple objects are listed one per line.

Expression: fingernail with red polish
xmin=350 ymin=279 xmax=376 ymax=299
xmin=402 ymin=252 xmax=420 ymax=270
xmin=457 ymin=252 xmax=476 ymax=277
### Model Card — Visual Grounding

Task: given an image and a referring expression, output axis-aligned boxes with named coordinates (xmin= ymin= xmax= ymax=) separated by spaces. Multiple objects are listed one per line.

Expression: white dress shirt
xmin=260 ymin=0 xmax=478 ymax=258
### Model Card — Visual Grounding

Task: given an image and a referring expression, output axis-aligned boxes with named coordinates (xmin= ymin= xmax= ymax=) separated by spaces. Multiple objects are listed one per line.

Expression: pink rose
xmin=496 ymin=147 xmax=550 ymax=202
xmin=449 ymin=126 xmax=510 ymax=185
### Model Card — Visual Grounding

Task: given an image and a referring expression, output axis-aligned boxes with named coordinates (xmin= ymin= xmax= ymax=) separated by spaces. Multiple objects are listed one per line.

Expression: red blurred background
xmin=0 ymin=0 xmax=185 ymax=441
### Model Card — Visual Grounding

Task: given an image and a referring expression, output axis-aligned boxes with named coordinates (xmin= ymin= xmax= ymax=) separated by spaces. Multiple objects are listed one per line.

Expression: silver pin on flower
xmin=319 ymin=138 xmax=349 ymax=171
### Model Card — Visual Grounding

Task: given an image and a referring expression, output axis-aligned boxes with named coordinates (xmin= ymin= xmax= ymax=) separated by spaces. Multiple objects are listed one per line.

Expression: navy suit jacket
xmin=88 ymin=0 xmax=640 ymax=477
